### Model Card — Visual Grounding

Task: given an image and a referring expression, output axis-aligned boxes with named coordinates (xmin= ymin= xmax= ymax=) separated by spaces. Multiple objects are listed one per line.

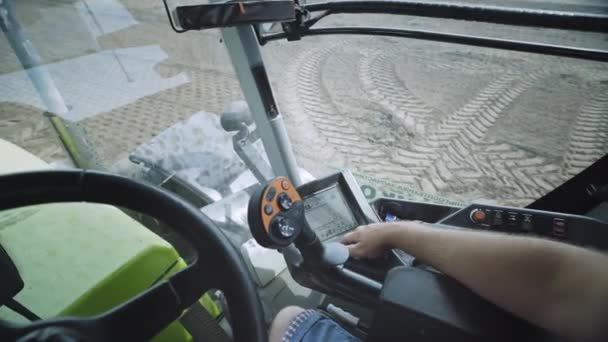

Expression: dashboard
xmin=202 ymin=168 xmax=608 ymax=293
xmin=231 ymin=169 xmax=608 ymax=340
xmin=299 ymin=170 xmax=608 ymax=251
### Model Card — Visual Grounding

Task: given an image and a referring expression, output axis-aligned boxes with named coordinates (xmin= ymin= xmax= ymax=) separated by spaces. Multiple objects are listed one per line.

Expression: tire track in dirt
xmin=424 ymin=75 xmax=607 ymax=205
xmin=388 ymin=71 xmax=539 ymax=170
xmin=461 ymin=71 xmax=608 ymax=204
xmin=322 ymin=48 xmax=429 ymax=181
xmin=289 ymin=45 xmax=433 ymax=183
xmin=411 ymin=51 xmax=506 ymax=74
xmin=291 ymin=43 xmax=551 ymax=201
xmin=282 ymin=45 xmax=391 ymax=172
xmin=561 ymin=84 xmax=608 ymax=177
xmin=322 ymin=43 xmax=549 ymax=199
xmin=284 ymin=42 xmax=606 ymax=205
xmin=364 ymin=58 xmax=555 ymax=205
xmin=359 ymin=50 xmax=437 ymax=136
xmin=415 ymin=71 xmax=552 ymax=197
xmin=415 ymin=60 xmax=608 ymax=204
xmin=453 ymin=141 xmax=564 ymax=205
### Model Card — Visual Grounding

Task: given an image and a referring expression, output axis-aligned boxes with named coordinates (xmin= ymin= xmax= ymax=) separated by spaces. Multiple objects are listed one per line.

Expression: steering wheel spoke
xmin=99 ymin=280 xmax=184 ymax=340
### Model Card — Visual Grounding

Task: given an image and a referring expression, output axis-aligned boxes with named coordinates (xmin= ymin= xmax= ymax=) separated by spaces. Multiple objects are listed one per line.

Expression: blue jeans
xmin=282 ymin=309 xmax=360 ymax=342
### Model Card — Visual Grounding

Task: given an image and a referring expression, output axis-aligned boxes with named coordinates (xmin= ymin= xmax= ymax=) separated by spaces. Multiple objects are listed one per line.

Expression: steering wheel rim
xmin=0 ymin=170 xmax=267 ymax=342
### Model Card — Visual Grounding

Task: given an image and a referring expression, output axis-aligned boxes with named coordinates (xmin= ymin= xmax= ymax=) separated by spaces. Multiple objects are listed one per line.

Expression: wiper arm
xmin=301 ymin=1 xmax=608 ymax=33
xmin=258 ymin=0 xmax=608 ymax=62
xmin=263 ymin=26 xmax=608 ymax=62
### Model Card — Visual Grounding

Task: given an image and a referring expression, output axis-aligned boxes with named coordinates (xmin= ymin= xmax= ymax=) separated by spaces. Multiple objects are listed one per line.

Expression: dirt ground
xmin=1 ymin=0 xmax=607 ymax=207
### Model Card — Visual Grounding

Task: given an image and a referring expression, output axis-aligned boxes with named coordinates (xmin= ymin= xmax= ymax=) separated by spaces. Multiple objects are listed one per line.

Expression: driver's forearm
xmin=384 ymin=222 xmax=608 ymax=341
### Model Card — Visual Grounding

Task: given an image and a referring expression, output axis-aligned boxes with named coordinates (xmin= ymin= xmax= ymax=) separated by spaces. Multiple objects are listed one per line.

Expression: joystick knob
xmin=248 ymin=177 xmax=348 ymax=267
xmin=248 ymin=177 xmax=304 ymax=249
xmin=278 ymin=193 xmax=293 ymax=211
xmin=272 ymin=216 xmax=296 ymax=239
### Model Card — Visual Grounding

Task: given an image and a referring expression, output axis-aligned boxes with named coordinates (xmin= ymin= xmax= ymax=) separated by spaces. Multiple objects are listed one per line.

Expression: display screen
xmin=304 ymin=185 xmax=359 ymax=241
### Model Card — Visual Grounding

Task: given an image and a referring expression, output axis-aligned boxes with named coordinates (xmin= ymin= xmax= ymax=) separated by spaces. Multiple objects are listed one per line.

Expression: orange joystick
xmin=248 ymin=177 xmax=304 ymax=249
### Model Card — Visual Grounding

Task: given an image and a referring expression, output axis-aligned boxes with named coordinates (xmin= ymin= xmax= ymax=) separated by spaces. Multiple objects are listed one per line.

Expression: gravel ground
xmin=265 ymin=5 xmax=608 ymax=205
xmin=269 ymin=30 xmax=608 ymax=205
xmin=1 ymin=0 xmax=607 ymax=207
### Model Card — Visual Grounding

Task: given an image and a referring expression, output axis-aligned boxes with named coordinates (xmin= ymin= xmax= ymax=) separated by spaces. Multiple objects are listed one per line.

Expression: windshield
xmin=1 ymin=0 xmax=607 ymax=210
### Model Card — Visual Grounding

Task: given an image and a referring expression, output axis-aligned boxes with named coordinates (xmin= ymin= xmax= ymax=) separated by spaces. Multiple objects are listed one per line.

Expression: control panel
xmin=297 ymin=170 xmax=380 ymax=241
xmin=372 ymin=197 xmax=608 ymax=250
xmin=439 ymin=203 xmax=608 ymax=249
xmin=248 ymin=173 xmax=381 ymax=305
xmin=248 ymin=170 xmax=378 ymax=247
xmin=461 ymin=207 xmax=537 ymax=233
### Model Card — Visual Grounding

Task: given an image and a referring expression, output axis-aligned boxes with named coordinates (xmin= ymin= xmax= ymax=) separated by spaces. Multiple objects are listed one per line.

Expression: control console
xmin=246 ymin=171 xmax=608 ymax=341
xmin=246 ymin=173 xmax=555 ymax=340
xmin=373 ymin=198 xmax=608 ymax=251
xmin=248 ymin=176 xmax=350 ymax=266
xmin=440 ymin=204 xmax=608 ymax=250
xmin=248 ymin=173 xmax=383 ymax=305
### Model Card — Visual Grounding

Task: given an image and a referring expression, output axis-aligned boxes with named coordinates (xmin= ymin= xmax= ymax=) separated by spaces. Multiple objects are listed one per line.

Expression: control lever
xmin=249 ymin=177 xmax=381 ymax=305
xmin=247 ymin=177 xmax=348 ymax=266
xmin=221 ymin=101 xmax=273 ymax=184
xmin=220 ymin=101 xmax=254 ymax=133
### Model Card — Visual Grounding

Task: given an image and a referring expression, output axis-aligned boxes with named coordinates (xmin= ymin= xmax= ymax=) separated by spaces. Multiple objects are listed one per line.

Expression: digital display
xmin=304 ymin=185 xmax=359 ymax=241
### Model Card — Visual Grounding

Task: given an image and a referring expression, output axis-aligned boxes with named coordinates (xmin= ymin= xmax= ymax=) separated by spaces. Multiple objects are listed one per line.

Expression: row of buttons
xmin=263 ymin=180 xmax=293 ymax=216
xmin=469 ymin=208 xmax=533 ymax=231
xmin=469 ymin=208 xmax=568 ymax=238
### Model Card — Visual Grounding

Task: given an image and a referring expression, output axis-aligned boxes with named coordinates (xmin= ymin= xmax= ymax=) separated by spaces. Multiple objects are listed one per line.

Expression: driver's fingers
xmin=341 ymin=229 xmax=361 ymax=245
xmin=346 ymin=243 xmax=362 ymax=258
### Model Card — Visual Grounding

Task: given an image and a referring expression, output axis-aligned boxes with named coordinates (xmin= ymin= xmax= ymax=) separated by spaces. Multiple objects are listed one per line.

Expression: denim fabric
xmin=282 ymin=309 xmax=360 ymax=342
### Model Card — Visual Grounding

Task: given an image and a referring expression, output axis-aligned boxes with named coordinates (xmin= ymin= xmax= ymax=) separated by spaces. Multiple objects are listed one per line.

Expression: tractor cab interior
xmin=0 ymin=0 xmax=607 ymax=341
xmin=1 ymin=146 xmax=607 ymax=341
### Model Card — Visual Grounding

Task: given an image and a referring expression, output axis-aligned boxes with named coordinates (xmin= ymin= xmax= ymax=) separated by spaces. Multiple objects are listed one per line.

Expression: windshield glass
xmin=264 ymin=1 xmax=608 ymax=207
xmin=1 ymin=0 xmax=273 ymax=203
xmin=1 ymin=0 xmax=607 ymax=210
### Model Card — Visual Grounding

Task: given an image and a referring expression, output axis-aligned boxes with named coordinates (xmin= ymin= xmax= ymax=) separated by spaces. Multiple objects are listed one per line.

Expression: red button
xmin=281 ymin=180 xmax=290 ymax=190
xmin=470 ymin=209 xmax=486 ymax=224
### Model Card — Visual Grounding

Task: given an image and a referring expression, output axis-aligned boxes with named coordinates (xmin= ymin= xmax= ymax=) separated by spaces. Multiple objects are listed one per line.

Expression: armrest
xmin=368 ymin=266 xmax=542 ymax=341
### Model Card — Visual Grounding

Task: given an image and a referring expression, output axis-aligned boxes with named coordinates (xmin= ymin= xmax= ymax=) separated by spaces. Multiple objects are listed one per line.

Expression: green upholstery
xmin=0 ymin=139 xmax=194 ymax=341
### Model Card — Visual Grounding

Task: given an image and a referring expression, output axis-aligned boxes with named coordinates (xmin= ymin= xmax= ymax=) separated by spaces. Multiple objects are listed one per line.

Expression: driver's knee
xmin=269 ymin=306 xmax=306 ymax=342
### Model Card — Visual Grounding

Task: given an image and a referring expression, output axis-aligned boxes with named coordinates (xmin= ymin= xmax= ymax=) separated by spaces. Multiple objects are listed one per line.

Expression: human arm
xmin=342 ymin=221 xmax=608 ymax=341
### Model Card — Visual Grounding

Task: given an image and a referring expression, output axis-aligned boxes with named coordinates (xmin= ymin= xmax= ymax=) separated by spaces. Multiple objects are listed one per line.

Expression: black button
xmin=553 ymin=218 xmax=566 ymax=238
xmin=506 ymin=212 xmax=519 ymax=227
xmin=277 ymin=193 xmax=293 ymax=211
xmin=265 ymin=187 xmax=277 ymax=202
xmin=492 ymin=210 xmax=504 ymax=226
xmin=521 ymin=214 xmax=533 ymax=231
xmin=272 ymin=217 xmax=296 ymax=239
xmin=264 ymin=204 xmax=273 ymax=215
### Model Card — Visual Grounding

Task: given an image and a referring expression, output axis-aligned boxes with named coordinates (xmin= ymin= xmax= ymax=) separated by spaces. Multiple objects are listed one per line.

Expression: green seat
xmin=0 ymin=139 xmax=217 ymax=341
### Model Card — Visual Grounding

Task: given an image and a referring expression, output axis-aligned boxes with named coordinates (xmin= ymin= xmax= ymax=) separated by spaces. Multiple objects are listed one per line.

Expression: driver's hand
xmin=341 ymin=223 xmax=397 ymax=259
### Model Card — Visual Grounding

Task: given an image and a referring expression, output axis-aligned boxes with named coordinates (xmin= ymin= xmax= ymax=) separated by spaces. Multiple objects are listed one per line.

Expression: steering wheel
xmin=0 ymin=170 xmax=266 ymax=342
